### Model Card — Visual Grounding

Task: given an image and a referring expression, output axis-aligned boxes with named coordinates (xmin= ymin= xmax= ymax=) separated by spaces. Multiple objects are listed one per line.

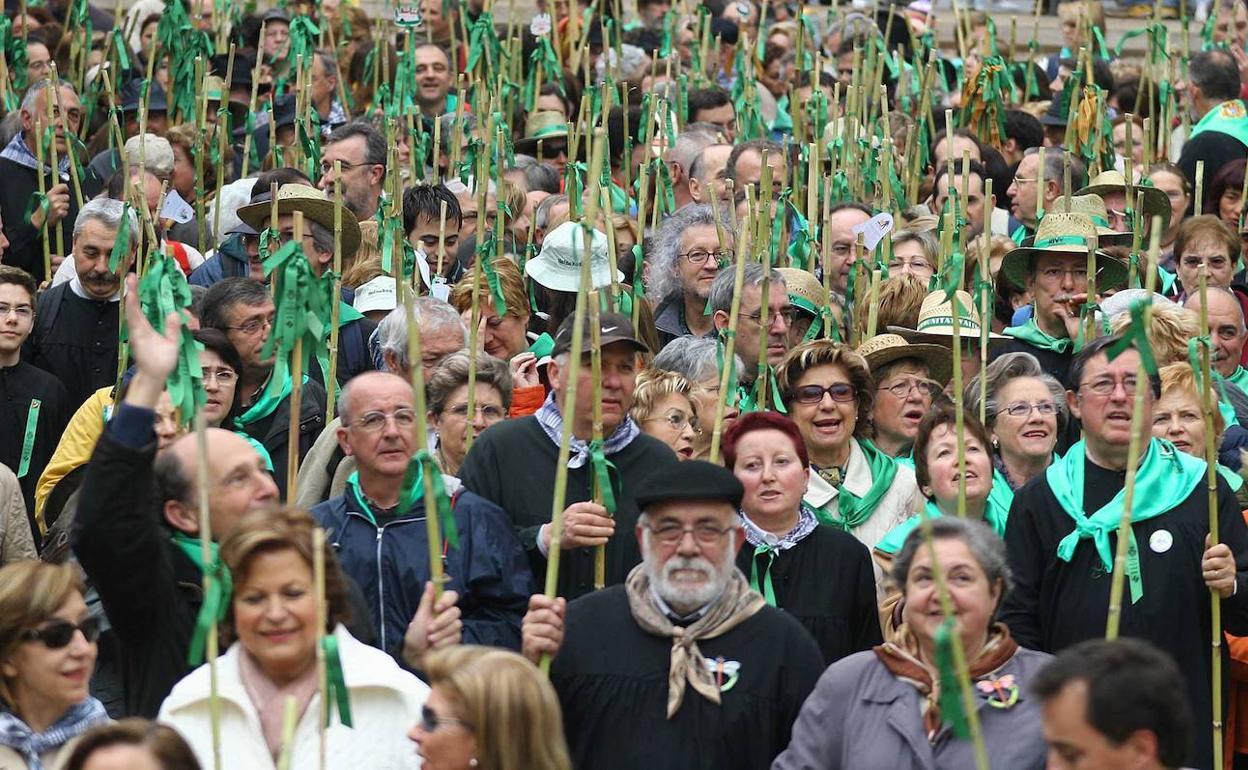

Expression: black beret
xmin=634 ymin=461 xmax=744 ymax=510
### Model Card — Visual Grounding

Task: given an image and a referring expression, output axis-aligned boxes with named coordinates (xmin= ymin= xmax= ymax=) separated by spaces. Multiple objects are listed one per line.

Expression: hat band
xmin=1034 ymin=235 xmax=1092 ymax=249
xmin=1089 ymin=215 xmax=1110 ymax=228
xmin=917 ymin=315 xmax=981 ymax=332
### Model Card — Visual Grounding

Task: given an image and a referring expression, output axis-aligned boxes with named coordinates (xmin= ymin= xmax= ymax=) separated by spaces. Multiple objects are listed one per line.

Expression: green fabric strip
xmin=811 ymin=439 xmax=899 ymax=531
xmin=171 ymin=532 xmax=233 ymax=666
xmin=1004 ymin=317 xmax=1073 ymax=354
xmin=16 ymin=399 xmax=39 ymax=479
xmin=749 ymin=545 xmax=777 ymax=606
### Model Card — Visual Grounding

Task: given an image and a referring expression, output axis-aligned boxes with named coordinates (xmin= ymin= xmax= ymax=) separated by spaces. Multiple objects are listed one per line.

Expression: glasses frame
xmin=20 ymin=617 xmax=101 ymax=649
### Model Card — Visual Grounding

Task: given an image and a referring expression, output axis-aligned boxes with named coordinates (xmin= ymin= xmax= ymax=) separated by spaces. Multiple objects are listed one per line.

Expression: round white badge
xmin=1149 ymin=529 xmax=1173 ymax=554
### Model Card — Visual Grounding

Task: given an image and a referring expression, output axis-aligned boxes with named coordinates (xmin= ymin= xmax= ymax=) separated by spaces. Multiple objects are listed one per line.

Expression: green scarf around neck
xmin=233 ymin=372 xmax=293 ymax=429
xmin=170 ymin=532 xmax=233 ymax=665
xmin=1003 ymin=316 xmax=1072 ymax=354
xmin=811 ymin=439 xmax=899 ymax=531
xmin=1227 ymin=365 xmax=1248 ymax=393
xmin=1049 ymin=438 xmax=1205 ymax=604
xmin=874 ymin=470 xmax=1014 ymax=555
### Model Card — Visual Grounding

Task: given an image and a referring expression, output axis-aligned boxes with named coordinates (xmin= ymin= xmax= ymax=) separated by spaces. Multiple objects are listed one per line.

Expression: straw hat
xmin=998 ymin=211 xmax=1128 ymax=291
xmin=856 ymin=333 xmax=952 ymax=385
xmin=1050 ymin=194 xmax=1132 ymax=246
xmin=1076 ymin=169 xmax=1171 ymax=232
xmin=524 ymin=221 xmax=622 ymax=292
xmin=888 ymin=290 xmax=1008 ymax=346
xmin=776 ymin=268 xmax=828 ymax=316
xmin=236 ymin=183 xmax=363 ymax=260
xmin=515 ymin=111 xmax=569 ymax=154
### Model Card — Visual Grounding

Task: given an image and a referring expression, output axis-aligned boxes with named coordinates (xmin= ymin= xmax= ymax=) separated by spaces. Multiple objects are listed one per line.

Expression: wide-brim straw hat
xmin=236 ymin=183 xmax=362 ymax=261
xmin=856 ymin=332 xmax=952 ymax=385
xmin=1076 ymin=169 xmax=1171 ymax=233
xmin=888 ymin=289 xmax=1009 ymax=347
xmin=776 ymin=267 xmax=828 ymax=316
xmin=515 ymin=111 xmax=570 ymax=154
xmin=1051 ymin=193 xmax=1133 ymax=247
xmin=998 ymin=211 xmax=1128 ymax=291
xmin=525 ymin=221 xmax=623 ymax=292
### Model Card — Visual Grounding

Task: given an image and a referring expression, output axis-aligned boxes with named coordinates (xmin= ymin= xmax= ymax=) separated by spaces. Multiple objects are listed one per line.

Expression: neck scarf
xmin=233 ymin=372 xmax=292 ymax=429
xmin=0 ymin=131 xmax=70 ymax=179
xmin=534 ymin=391 xmax=640 ymax=468
xmin=624 ymin=563 xmax=765 ymax=718
xmin=874 ymin=470 xmax=1013 ymax=556
xmin=1003 ymin=316 xmax=1072 ymax=354
xmin=239 ymin=646 xmax=319 ymax=761
xmin=1048 ymin=438 xmax=1205 ymax=603
xmin=741 ymin=505 xmax=819 ymax=605
xmin=171 ymin=531 xmax=234 ymax=665
xmin=874 ymin=623 xmax=1018 ymax=742
xmin=0 ymin=698 xmax=108 ymax=770
xmin=1228 ymin=365 xmax=1248 ymax=393
xmin=812 ymin=439 xmax=899 ymax=531
xmin=346 ymin=471 xmax=403 ymax=527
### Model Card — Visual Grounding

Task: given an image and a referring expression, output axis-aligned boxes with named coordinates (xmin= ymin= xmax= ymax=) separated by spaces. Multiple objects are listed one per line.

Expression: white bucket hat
xmin=525 ymin=221 xmax=623 ymax=292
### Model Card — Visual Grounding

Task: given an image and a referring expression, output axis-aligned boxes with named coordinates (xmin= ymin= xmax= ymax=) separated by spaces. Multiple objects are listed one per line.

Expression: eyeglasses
xmin=644 ymin=521 xmax=736 ymax=546
xmin=351 ymin=408 xmax=418 ymax=432
xmin=420 ymin=705 xmax=471 ymax=733
xmin=1080 ymin=376 xmax=1139 ymax=397
xmin=878 ymin=378 xmax=939 ymax=399
xmin=646 ymin=410 xmax=702 ymax=434
xmin=201 ymin=366 xmax=238 ymax=386
xmin=445 ymin=403 xmax=507 ymax=421
xmin=743 ymin=307 xmax=797 ymax=327
xmin=680 ymin=248 xmax=734 ymax=265
xmin=1037 ymin=266 xmax=1089 ymax=283
xmin=20 ymin=617 xmax=101 ymax=649
xmin=0 ymin=303 xmax=33 ymax=319
xmin=225 ymin=315 xmax=275 ymax=335
xmin=792 ymin=383 xmax=855 ymax=404
xmin=998 ymin=401 xmax=1058 ymax=418
xmin=887 ymin=257 xmax=933 ymax=272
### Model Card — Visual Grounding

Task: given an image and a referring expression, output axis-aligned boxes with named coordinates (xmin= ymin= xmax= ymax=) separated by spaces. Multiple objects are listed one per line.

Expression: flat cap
xmin=634 ymin=461 xmax=744 ymax=510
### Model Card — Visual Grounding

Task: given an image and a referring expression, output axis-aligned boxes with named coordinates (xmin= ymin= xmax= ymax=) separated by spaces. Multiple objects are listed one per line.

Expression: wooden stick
xmin=590 ymin=287 xmax=606 ymax=590
xmin=195 ymin=411 xmax=222 ymax=770
xmin=405 ymin=291 xmax=448 ymax=599
xmin=326 ymin=164 xmax=344 ymax=420
xmin=709 ymin=187 xmax=754 ymax=465
xmin=286 ymin=212 xmax=306 ymax=501
xmin=312 ymin=527 xmax=329 ymax=770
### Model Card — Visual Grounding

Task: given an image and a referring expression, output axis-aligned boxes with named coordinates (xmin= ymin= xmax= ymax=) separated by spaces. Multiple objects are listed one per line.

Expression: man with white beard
xmin=521 ymin=461 xmax=823 ymax=770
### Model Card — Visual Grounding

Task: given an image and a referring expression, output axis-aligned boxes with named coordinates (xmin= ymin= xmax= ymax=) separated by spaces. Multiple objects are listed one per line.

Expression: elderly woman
xmin=427 ymin=352 xmax=514 ymax=478
xmin=773 ymin=518 xmax=1050 ymax=770
xmin=963 ymin=353 xmax=1064 ymax=490
xmin=630 ymin=370 xmax=701 ymax=460
xmin=66 ymin=719 xmax=200 ymax=770
xmin=856 ymin=334 xmax=950 ymax=459
xmin=0 ymin=562 xmax=109 ymax=768
xmin=723 ymin=412 xmax=881 ymax=663
xmin=409 ymin=645 xmax=571 ymax=770
xmin=159 ymin=509 xmax=428 ymax=768
xmin=651 ymin=336 xmax=745 ymax=460
xmin=1153 ymin=363 xmax=1248 ymax=504
xmin=776 ymin=340 xmax=922 ymax=579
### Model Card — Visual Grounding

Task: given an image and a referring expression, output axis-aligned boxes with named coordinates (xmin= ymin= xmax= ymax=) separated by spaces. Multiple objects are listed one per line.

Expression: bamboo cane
xmin=47 ymin=66 xmax=83 ymax=211
xmin=326 ymin=165 xmax=344 ymax=420
xmin=240 ymin=22 xmax=267 ymax=175
xmin=286 ymin=212 xmax=306 ymax=502
xmin=43 ymin=73 xmax=64 ymax=261
xmin=312 ymin=527 xmax=329 ymax=770
xmin=404 ymin=291 xmax=448 ymax=599
xmin=190 ymin=409 xmax=223 ymax=770
xmin=709 ymin=187 xmax=754 ymax=465
xmin=589 ymin=288 xmax=606 ymax=590
xmin=34 ymin=103 xmax=51 ymax=284
xmin=1196 ymin=160 xmax=1206 ymax=215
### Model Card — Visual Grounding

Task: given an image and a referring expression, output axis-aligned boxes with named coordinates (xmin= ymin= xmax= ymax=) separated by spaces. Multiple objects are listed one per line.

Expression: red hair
xmin=722 ymin=411 xmax=810 ymax=469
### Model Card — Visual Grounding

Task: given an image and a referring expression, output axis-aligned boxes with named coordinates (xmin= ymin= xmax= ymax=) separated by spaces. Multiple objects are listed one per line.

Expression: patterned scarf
xmin=624 ymin=563 xmax=765 ymax=718
xmin=0 ymin=698 xmax=109 ymax=770
xmin=0 ymin=131 xmax=69 ymax=179
xmin=874 ymin=623 xmax=1018 ymax=741
xmin=741 ymin=505 xmax=819 ymax=606
xmin=534 ymin=391 xmax=640 ymax=468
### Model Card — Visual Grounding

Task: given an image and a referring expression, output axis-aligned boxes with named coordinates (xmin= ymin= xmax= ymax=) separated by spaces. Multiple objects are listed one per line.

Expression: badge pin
xmin=1149 ymin=529 xmax=1173 ymax=554
xmin=704 ymin=657 xmax=741 ymax=692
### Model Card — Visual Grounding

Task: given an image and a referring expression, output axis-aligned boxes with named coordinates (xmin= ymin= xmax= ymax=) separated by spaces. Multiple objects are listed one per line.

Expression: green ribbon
xmin=15 ymin=399 xmax=39 ymax=479
xmin=810 ymin=439 xmax=899 ymax=531
xmin=1003 ymin=317 xmax=1074 ymax=354
xmin=466 ymin=12 xmax=502 ymax=77
xmin=320 ymin=634 xmax=354 ymax=727
xmin=260 ymin=239 xmax=332 ymax=408
xmin=172 ymin=532 xmax=233 ymax=666
xmin=23 ymin=193 xmax=49 ymax=229
xmin=934 ymin=617 xmax=971 ymax=739
xmin=749 ymin=545 xmax=777 ymax=606
xmin=1106 ymin=300 xmax=1159 ymax=375
xmin=109 ymin=203 xmax=133 ymax=273
xmin=110 ymin=29 xmax=131 ymax=73
xmin=587 ymin=439 xmax=619 ymax=515
xmin=138 ymin=244 xmax=205 ymax=423
xmin=398 ymin=450 xmax=459 ymax=549
xmin=1050 ymin=439 xmax=1205 ymax=603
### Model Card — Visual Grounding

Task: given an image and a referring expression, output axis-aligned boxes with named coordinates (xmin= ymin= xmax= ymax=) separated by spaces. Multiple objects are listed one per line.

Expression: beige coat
xmin=0 ymin=464 xmax=37 ymax=565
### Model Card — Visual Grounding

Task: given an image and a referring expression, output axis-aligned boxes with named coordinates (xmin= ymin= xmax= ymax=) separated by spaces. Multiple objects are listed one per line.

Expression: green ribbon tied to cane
xmin=1106 ymin=300 xmax=1159 ymax=375
xmin=186 ymin=557 xmax=230 ymax=666
xmin=108 ymin=203 xmax=133 ymax=272
xmin=399 ymin=450 xmax=460 ymax=550
xmin=466 ymin=12 xmax=502 ymax=77
xmin=320 ymin=634 xmax=354 ymax=727
xmin=138 ymin=245 xmax=205 ymax=422
xmin=934 ymin=617 xmax=972 ymax=739
xmin=23 ymin=193 xmax=49 ymax=229
xmin=260 ymin=239 xmax=332 ymax=404
xmin=587 ymin=439 xmax=619 ymax=515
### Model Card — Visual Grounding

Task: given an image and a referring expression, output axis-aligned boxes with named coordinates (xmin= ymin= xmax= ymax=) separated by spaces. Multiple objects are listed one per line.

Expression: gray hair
xmin=376 ymin=297 xmax=468 ymax=370
xmin=651 ymin=335 xmax=743 ymax=385
xmin=511 ymin=154 xmax=561 ymax=194
xmin=963 ymin=351 xmax=1068 ymax=432
xmin=326 ymin=120 xmax=387 ymax=167
xmin=426 ymin=350 xmax=514 ymax=415
xmin=21 ymin=78 xmax=75 ymax=114
xmin=647 ymin=204 xmax=735 ymax=303
xmin=1023 ymin=147 xmax=1087 ymax=192
xmin=313 ymin=49 xmax=339 ymax=83
xmin=306 ymin=219 xmax=335 ymax=257
xmin=708 ymin=261 xmax=784 ymax=314
xmin=890 ymin=517 xmax=1013 ymax=595
xmin=73 ymin=197 xmax=139 ymax=240
xmin=671 ymin=127 xmax=719 ymax=177
xmin=688 ymin=143 xmax=732 ymax=182
xmin=534 ymin=193 xmax=569 ymax=229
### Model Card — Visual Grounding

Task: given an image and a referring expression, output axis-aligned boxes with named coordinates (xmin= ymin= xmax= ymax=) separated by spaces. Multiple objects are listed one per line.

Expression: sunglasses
xmin=792 ymin=383 xmax=856 ymax=405
xmin=420 ymin=704 xmax=471 ymax=733
xmin=20 ymin=617 xmax=101 ymax=649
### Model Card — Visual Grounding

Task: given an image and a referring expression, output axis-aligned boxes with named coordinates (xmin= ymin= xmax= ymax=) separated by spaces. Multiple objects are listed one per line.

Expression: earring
xmin=469 ymin=760 xmax=479 ymax=768
xmin=991 ymin=436 xmax=999 ymax=449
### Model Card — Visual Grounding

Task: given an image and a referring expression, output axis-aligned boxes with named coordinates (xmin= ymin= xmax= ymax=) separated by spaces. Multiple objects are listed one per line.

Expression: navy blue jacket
xmin=310 ymin=485 xmax=535 ymax=656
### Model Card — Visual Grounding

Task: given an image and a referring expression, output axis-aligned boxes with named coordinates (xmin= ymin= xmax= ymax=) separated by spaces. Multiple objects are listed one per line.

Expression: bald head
xmin=161 ymin=428 xmax=278 ymax=540
xmin=1185 ymin=288 xmax=1247 ymax=377
xmin=337 ymin=371 xmax=416 ymax=426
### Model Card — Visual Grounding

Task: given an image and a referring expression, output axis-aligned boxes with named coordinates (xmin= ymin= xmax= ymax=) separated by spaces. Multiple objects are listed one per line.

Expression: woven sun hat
xmin=1050 ymin=194 xmax=1133 ymax=247
xmin=998 ymin=211 xmax=1128 ymax=291
xmin=855 ymin=332 xmax=952 ymax=386
xmin=236 ymin=183 xmax=362 ymax=261
xmin=515 ymin=111 xmax=570 ymax=154
xmin=775 ymin=268 xmax=828 ymax=317
xmin=1076 ymin=169 xmax=1171 ymax=233
xmin=888 ymin=290 xmax=1009 ymax=347
xmin=524 ymin=221 xmax=623 ymax=292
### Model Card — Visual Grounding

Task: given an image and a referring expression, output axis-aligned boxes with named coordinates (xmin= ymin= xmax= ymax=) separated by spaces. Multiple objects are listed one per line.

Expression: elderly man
xmin=688 ymin=143 xmax=734 ymax=205
xmin=1179 ymin=50 xmax=1248 ymax=215
xmin=650 ymin=205 xmax=735 ymax=344
xmin=710 ymin=262 xmax=791 ymax=388
xmin=311 ymin=371 xmax=533 ymax=663
xmin=459 ymin=312 xmax=678 ymax=600
xmin=1001 ymin=335 xmax=1248 ymax=770
xmin=521 ymin=460 xmax=823 ymax=768
xmin=0 ymin=78 xmax=82 ymax=282
xmin=670 ymin=126 xmax=719 ymax=211
xmin=1186 ymin=288 xmax=1248 ymax=390
xmin=26 ymin=199 xmax=137 ymax=407
xmin=1007 ymin=148 xmax=1083 ymax=245
xmin=725 ymin=138 xmax=788 ymax=190
xmin=317 ymin=121 xmax=387 ymax=220
xmin=308 ymin=51 xmax=347 ymax=138
xmin=414 ymin=44 xmax=455 ymax=118
xmin=73 ymin=278 xmax=282 ymax=717
xmin=296 ymin=297 xmax=467 ymax=507
xmin=821 ymin=202 xmax=871 ymax=302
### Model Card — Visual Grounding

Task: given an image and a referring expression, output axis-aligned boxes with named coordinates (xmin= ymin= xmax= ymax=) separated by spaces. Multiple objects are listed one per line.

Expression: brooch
xmin=704 ymin=657 xmax=741 ymax=692
xmin=976 ymin=674 xmax=1019 ymax=709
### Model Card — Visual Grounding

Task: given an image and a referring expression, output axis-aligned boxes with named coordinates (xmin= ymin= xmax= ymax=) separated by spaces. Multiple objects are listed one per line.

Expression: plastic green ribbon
xmin=23 ymin=193 xmax=49 ymax=229
xmin=934 ymin=617 xmax=971 ymax=739
xmin=523 ymin=36 xmax=564 ymax=111
xmin=260 ymin=239 xmax=332 ymax=405
xmin=478 ymin=246 xmax=508 ymax=316
xmin=171 ymin=532 xmax=233 ymax=666
xmin=1003 ymin=317 xmax=1073 ymax=354
xmin=398 ymin=449 xmax=460 ymax=549
xmin=138 ymin=244 xmax=205 ymax=423
xmin=749 ymin=545 xmax=777 ymax=606
xmin=320 ymin=634 xmax=354 ymax=727
xmin=587 ymin=439 xmax=619 ymax=515
xmin=1106 ymin=300 xmax=1159 ymax=375
xmin=466 ymin=12 xmax=501 ymax=77
xmin=108 ymin=203 xmax=132 ymax=272
xmin=111 ymin=28 xmax=131 ymax=73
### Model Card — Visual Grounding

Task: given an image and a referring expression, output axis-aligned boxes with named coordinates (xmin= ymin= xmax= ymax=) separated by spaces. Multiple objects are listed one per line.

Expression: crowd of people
xmin=3 ymin=0 xmax=1248 ymax=767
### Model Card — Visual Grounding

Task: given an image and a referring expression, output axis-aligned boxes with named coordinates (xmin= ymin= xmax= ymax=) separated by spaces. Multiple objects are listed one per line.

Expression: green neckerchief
xmin=1157 ymin=266 xmax=1177 ymax=296
xmin=1219 ymin=463 xmax=1245 ymax=493
xmin=171 ymin=532 xmax=233 ymax=666
xmin=338 ymin=300 xmax=364 ymax=326
xmin=811 ymin=439 xmax=900 ymax=531
xmin=1004 ymin=316 xmax=1073 ymax=354
xmin=1228 ymin=365 xmax=1248 ymax=393
xmin=1049 ymin=438 xmax=1205 ymax=604
xmin=346 ymin=470 xmax=408 ymax=527
xmin=1189 ymin=100 xmax=1248 ymax=148
xmin=751 ymin=545 xmax=777 ymax=605
xmin=233 ymin=372 xmax=293 ymax=429
xmin=1010 ymin=223 xmax=1033 ymax=246
xmin=875 ymin=470 xmax=1013 ymax=555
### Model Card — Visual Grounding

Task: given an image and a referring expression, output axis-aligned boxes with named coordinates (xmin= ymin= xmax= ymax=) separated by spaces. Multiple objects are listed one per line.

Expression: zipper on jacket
xmin=342 ymin=509 xmax=423 ymax=652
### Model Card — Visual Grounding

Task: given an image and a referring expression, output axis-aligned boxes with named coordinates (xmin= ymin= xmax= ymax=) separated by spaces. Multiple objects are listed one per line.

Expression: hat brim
xmin=1078 ymin=185 xmax=1172 ymax=232
xmin=887 ymin=326 xmax=1010 ymax=348
xmin=999 ymin=247 xmax=1128 ymax=292
xmin=524 ymin=260 xmax=624 ymax=293
xmin=861 ymin=342 xmax=953 ymax=386
xmin=1039 ymin=112 xmax=1068 ymax=127
xmin=515 ymin=129 xmax=569 ymax=154
xmin=235 ymin=197 xmax=363 ymax=261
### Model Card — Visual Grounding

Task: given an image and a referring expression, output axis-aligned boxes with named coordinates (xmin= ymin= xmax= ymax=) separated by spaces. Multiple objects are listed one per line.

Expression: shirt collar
xmin=648 ymin=584 xmax=712 ymax=625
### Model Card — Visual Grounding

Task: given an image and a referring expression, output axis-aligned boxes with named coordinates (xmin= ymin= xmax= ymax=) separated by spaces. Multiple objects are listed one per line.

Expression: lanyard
xmin=16 ymin=399 xmax=40 ymax=479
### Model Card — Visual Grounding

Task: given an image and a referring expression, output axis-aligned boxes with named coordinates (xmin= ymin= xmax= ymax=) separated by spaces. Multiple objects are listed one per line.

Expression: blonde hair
xmin=423 ymin=646 xmax=572 ymax=770
xmin=1158 ymin=362 xmax=1225 ymax=443
xmin=853 ymin=272 xmax=927 ymax=342
xmin=0 ymin=562 xmax=85 ymax=710
xmin=1109 ymin=301 xmax=1198 ymax=368
xmin=776 ymin=340 xmax=873 ymax=438
xmin=963 ymin=234 xmax=1013 ymax=288
xmin=1057 ymin=0 xmax=1105 ymax=31
xmin=630 ymin=368 xmax=699 ymax=423
xmin=448 ymin=256 xmax=531 ymax=321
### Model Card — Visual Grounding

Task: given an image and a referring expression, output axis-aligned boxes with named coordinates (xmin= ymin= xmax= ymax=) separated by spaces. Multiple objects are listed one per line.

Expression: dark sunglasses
xmin=792 ymin=383 xmax=855 ymax=405
xmin=20 ymin=617 xmax=101 ymax=649
xmin=420 ymin=704 xmax=470 ymax=733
